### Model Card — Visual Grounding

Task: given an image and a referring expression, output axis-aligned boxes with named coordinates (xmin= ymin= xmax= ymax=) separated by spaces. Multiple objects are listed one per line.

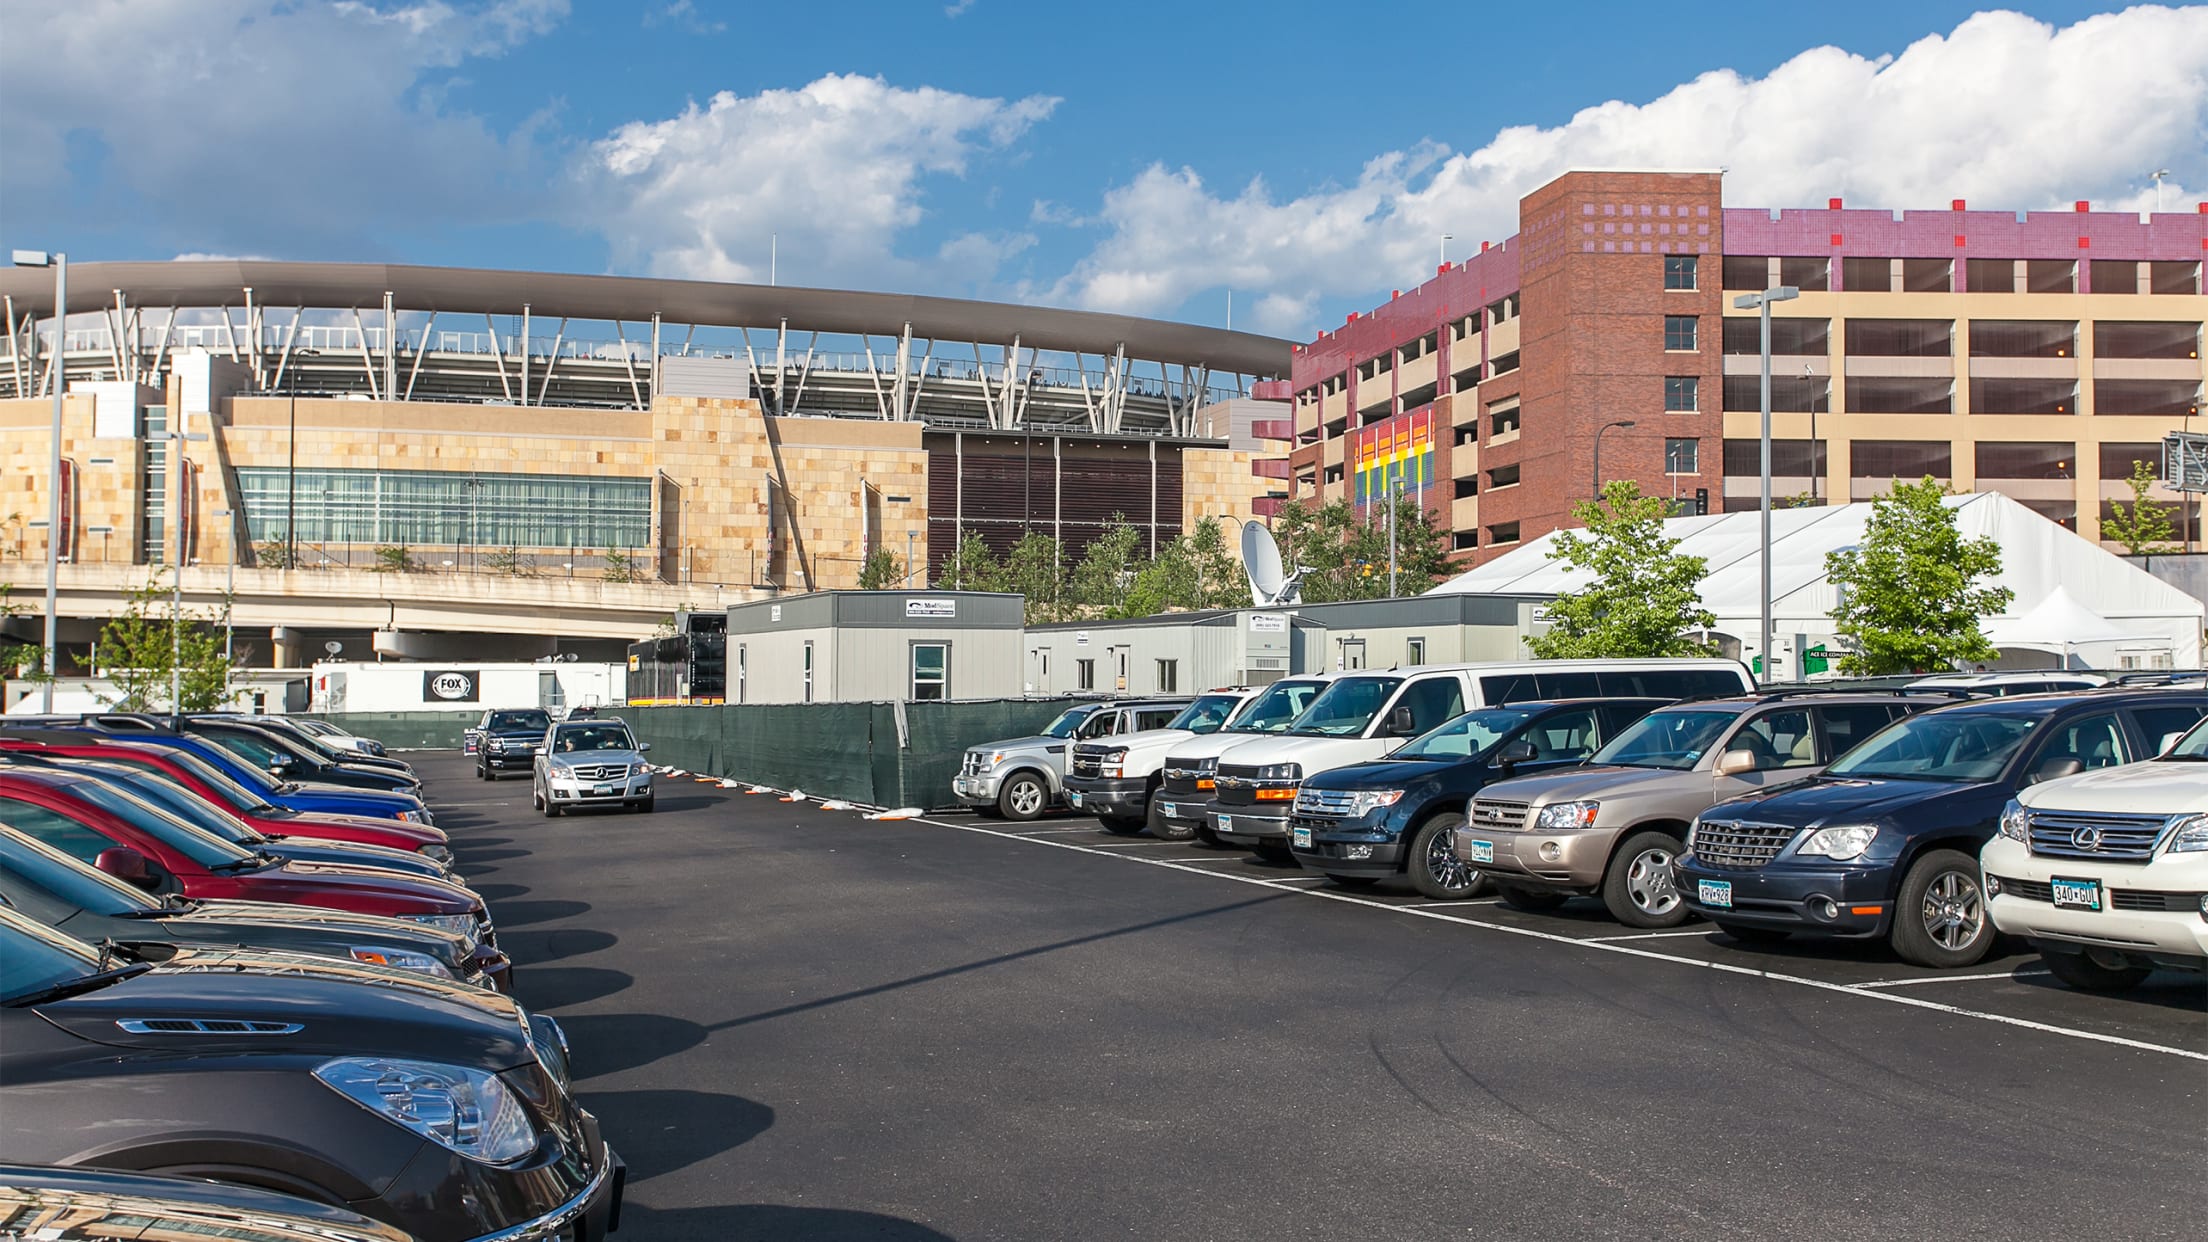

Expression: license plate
xmin=595 ymin=784 xmax=615 ymax=795
xmin=1159 ymin=802 xmax=1178 ymax=818
xmin=1216 ymin=815 xmax=1233 ymax=831
xmin=1292 ymin=825 xmax=1313 ymax=849
xmin=1069 ymin=791 xmax=1084 ymax=807
xmin=1698 ymin=879 xmax=1733 ymax=909
xmin=2050 ymin=876 xmax=2104 ymax=911
xmin=1464 ymin=839 xmax=1495 ymax=864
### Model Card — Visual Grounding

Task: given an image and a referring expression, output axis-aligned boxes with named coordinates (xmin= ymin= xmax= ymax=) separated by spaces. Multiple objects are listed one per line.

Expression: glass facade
xmin=234 ymin=467 xmax=652 ymax=551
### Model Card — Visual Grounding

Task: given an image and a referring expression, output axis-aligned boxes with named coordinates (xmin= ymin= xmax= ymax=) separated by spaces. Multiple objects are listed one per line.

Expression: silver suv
xmin=953 ymin=699 xmax=1192 ymax=821
xmin=532 ymin=716 xmax=655 ymax=817
xmin=1461 ymin=692 xmax=1933 ymax=927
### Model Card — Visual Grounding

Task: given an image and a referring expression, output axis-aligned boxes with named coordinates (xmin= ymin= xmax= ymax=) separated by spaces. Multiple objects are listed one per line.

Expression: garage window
xmin=911 ymin=644 xmax=949 ymax=701
xmin=1155 ymin=659 xmax=1179 ymax=693
xmin=1077 ymin=658 xmax=1095 ymax=690
xmin=802 ymin=642 xmax=815 ymax=703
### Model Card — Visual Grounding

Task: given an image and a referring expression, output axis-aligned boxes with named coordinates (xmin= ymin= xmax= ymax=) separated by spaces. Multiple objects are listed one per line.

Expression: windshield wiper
xmin=5 ymin=962 xmax=153 ymax=1008
xmin=211 ymin=855 xmax=272 ymax=874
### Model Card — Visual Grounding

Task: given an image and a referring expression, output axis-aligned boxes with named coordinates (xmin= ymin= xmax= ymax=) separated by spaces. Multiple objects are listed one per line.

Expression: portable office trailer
xmin=1290 ymin=593 xmax=1548 ymax=672
xmin=722 ymin=591 xmax=1025 ymax=703
xmin=1025 ymin=609 xmax=1328 ymax=695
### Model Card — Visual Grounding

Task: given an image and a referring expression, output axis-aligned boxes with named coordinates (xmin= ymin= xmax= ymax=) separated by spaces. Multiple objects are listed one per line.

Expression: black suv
xmin=473 ymin=709 xmax=554 ymax=780
xmin=1290 ymin=698 xmax=1667 ymax=899
xmin=1675 ymin=688 xmax=2208 ymax=967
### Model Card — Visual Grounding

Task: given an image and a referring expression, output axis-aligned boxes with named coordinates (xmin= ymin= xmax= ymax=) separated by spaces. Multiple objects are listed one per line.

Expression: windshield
xmin=1225 ymin=681 xmax=1324 ymax=734
xmin=85 ymin=767 xmax=257 ymax=845
xmin=549 ymin=725 xmax=636 ymax=753
xmin=490 ymin=710 xmax=551 ymax=731
xmin=0 ymin=908 xmax=104 ymax=1004
xmin=1167 ymin=695 xmax=1243 ymax=734
xmin=0 ymin=827 xmax=162 ymax=915
xmin=98 ymin=747 xmax=273 ymax=814
xmin=64 ymin=779 xmax=258 ymax=869
xmin=1391 ymin=708 xmax=1536 ymax=760
xmin=1040 ymin=708 xmax=1093 ymax=739
xmin=1289 ymin=676 xmax=1404 ymax=737
xmin=2166 ymin=717 xmax=2208 ymax=760
xmin=203 ymin=728 xmax=300 ymax=769
xmin=1827 ymin=709 xmax=2046 ymax=781
xmin=1591 ymin=709 xmax=1738 ymax=770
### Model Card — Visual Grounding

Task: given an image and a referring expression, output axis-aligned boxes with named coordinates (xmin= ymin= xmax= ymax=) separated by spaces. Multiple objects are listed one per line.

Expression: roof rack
xmin=1741 ymin=685 xmax=1980 ymax=703
xmin=2107 ymin=670 xmax=2208 ymax=686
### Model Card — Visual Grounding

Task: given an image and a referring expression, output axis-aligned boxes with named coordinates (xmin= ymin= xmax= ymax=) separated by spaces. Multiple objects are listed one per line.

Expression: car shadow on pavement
xmin=496 ymin=926 xmax=618 ymax=965
xmin=485 ymin=898 xmax=593 ymax=928
xmin=2017 ymin=970 xmax=2208 ymax=1011
xmin=469 ymin=882 xmax=532 ymax=903
xmin=558 ymin=1013 xmax=710 ymax=1078
xmin=580 ymin=1089 xmax=772 ymax=1181
xmin=614 ymin=1203 xmax=955 ymax=1241
xmin=454 ymin=847 xmax=532 ymax=864
xmin=517 ymin=965 xmax=633 ymax=1010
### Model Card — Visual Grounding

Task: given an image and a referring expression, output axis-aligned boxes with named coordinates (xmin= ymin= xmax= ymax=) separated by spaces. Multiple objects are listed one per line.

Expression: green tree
xmin=1000 ymin=531 xmax=1068 ymax=624
xmin=1526 ymin=479 xmax=1716 ymax=659
xmin=483 ymin=547 xmax=536 ymax=577
xmin=1183 ymin=517 xmax=1251 ymax=611
xmin=601 ymin=549 xmax=644 ymax=583
xmin=2100 ymin=458 xmax=2177 ymax=556
xmin=371 ymin=544 xmax=417 ymax=573
xmin=1268 ymin=496 xmax=1450 ymax=603
xmin=0 ymin=581 xmax=47 ymax=684
xmin=937 ymin=527 xmax=1004 ymax=592
xmin=94 ymin=576 xmax=234 ymax=712
xmin=1068 ymin=518 xmax=1147 ymax=618
xmin=1825 ymin=477 xmax=2014 ymax=675
xmin=857 ymin=545 xmax=904 ymax=590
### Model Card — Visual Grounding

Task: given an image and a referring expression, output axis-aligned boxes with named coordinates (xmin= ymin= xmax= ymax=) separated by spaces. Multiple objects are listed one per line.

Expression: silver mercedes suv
xmin=532 ymin=716 xmax=655 ymax=816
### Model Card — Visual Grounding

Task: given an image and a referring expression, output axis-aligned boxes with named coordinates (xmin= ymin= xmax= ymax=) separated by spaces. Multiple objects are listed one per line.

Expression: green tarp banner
xmin=299 ymin=711 xmax=480 ymax=751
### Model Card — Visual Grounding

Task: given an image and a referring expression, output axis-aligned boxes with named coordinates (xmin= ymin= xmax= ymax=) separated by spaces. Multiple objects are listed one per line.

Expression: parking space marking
xmin=1012 ymin=826 xmax=1115 ymax=835
xmin=1406 ymin=899 xmax=1502 ymax=908
xmin=1853 ymin=969 xmax=2051 ymax=989
xmin=1585 ymin=929 xmax=1715 ymax=942
xmin=1082 ymin=840 xmax=1190 ymax=848
xmin=907 ymin=814 xmax=2208 ymax=1065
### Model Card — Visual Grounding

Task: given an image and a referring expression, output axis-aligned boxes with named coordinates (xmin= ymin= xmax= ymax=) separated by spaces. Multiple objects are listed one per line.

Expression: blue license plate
xmin=1069 ymin=791 xmax=1084 ymax=807
xmin=595 ymin=784 xmax=616 ymax=795
xmin=1464 ymin=838 xmax=1495 ymax=864
xmin=1292 ymin=825 xmax=1312 ymax=849
xmin=1159 ymin=802 xmax=1178 ymax=818
xmin=1216 ymin=815 xmax=1233 ymax=831
xmin=1698 ymin=879 xmax=1733 ymax=909
xmin=2050 ymin=877 xmax=2103 ymax=911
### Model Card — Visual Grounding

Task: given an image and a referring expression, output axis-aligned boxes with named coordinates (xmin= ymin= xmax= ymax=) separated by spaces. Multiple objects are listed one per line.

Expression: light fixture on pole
xmin=166 ymin=424 xmax=210 ymax=721
xmin=1592 ymin=419 xmax=1637 ymax=500
xmin=12 ymin=249 xmax=64 ymax=711
xmin=210 ymin=507 xmax=235 ymax=672
xmin=904 ymin=529 xmax=917 ymax=586
xmin=1735 ymin=284 xmax=1800 ymax=683
xmin=1440 ymin=234 xmax=1453 ymax=269
xmin=2150 ymin=168 xmax=2171 ymax=213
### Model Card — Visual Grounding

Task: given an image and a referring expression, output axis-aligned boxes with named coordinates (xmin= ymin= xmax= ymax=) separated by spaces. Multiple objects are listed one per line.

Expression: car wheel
xmin=1601 ymin=830 xmax=1690 ymax=928
xmin=997 ymin=772 xmax=1047 ymax=822
xmin=2039 ymin=947 xmax=2153 ymax=993
xmin=1250 ymin=842 xmax=1297 ymax=866
xmin=1891 ymin=848 xmax=1993 ymax=968
xmin=1192 ymin=822 xmax=1229 ymax=849
xmin=633 ymin=794 xmax=655 ymax=813
xmin=1098 ymin=814 xmax=1145 ymax=836
xmin=540 ymin=785 xmax=561 ymax=818
xmin=1147 ymin=795 xmax=1194 ymax=842
xmin=1714 ymin=921 xmax=1790 ymax=945
xmin=1497 ymin=883 xmax=1569 ymax=912
xmin=1408 ymin=812 xmax=1488 ymax=901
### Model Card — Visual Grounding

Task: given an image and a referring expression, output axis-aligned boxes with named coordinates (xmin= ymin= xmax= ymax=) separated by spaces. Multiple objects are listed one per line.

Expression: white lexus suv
xmin=1985 ymin=712 xmax=2208 ymax=992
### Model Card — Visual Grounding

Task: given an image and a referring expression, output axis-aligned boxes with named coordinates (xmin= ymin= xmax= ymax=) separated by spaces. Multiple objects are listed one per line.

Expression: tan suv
xmin=1459 ymin=692 xmax=1934 ymax=927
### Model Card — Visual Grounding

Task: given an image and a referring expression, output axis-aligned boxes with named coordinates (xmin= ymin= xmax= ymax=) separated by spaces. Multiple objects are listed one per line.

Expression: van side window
xmin=1478 ymin=673 xmax=1540 ymax=704
xmin=1534 ymin=671 xmax=1602 ymax=699
xmin=2132 ymin=703 xmax=2208 ymax=754
xmin=1396 ymin=677 xmax=1468 ymax=733
xmin=1814 ymin=703 xmax=1900 ymax=759
xmin=1136 ymin=709 xmax=1180 ymax=730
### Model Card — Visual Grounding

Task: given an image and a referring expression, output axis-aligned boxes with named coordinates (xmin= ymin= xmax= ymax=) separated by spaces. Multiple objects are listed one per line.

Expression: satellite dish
xmin=322 ymin=641 xmax=343 ymax=655
xmin=1240 ymin=520 xmax=1304 ymax=607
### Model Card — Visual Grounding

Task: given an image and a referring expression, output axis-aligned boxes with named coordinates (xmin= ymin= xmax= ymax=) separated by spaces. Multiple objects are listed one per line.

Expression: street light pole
xmin=12 ymin=250 xmax=64 ymax=711
xmin=1735 ymin=284 xmax=1800 ymax=682
xmin=1592 ymin=419 xmax=1638 ymax=501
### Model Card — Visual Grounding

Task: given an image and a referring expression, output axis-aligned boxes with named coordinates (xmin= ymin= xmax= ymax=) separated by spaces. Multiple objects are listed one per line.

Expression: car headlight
xmin=1798 ymin=823 xmax=1880 ymax=861
xmin=2167 ymin=814 xmax=2208 ymax=854
xmin=1685 ymin=817 xmax=1699 ymax=853
xmin=546 ymin=761 xmax=575 ymax=778
xmin=405 ymin=913 xmax=478 ymax=942
xmin=1098 ymin=748 xmax=1129 ymax=778
xmin=349 ymin=946 xmax=457 ymax=979
xmin=1335 ymin=789 xmax=1405 ymax=817
xmin=488 ymin=738 xmax=506 ymax=752
xmin=313 ymin=1057 xmax=537 ymax=1164
xmin=1535 ymin=800 xmax=1599 ymax=830
xmin=1255 ymin=763 xmax=1302 ymax=781
xmin=399 ymin=809 xmax=432 ymax=824
xmin=1997 ymin=800 xmax=2029 ymax=843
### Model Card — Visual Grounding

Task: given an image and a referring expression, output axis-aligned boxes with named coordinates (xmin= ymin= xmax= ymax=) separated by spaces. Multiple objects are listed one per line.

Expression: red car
xmin=0 ymin=738 xmax=452 ymax=862
xmin=0 ymin=770 xmax=491 ymax=948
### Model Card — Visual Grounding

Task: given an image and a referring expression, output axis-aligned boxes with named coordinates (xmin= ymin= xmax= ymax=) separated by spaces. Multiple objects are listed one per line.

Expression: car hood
xmin=169 ymin=898 xmax=473 ymax=952
xmin=259 ymin=837 xmax=449 ymax=876
xmin=1305 ymin=755 xmax=1468 ymax=791
xmin=1214 ymin=735 xmax=1382 ymax=770
xmin=1163 ymin=731 xmax=1280 ymax=764
xmin=263 ymin=809 xmax=448 ymax=847
xmin=2020 ymin=759 xmax=2208 ymax=812
xmin=1480 ymin=764 xmax=1703 ymax=806
xmin=32 ymin=945 xmax=529 ymax=1063
xmin=1081 ymin=727 xmax=1193 ymax=753
xmin=286 ymin=780 xmax=423 ymax=809
xmin=249 ymin=857 xmax=480 ymax=912
xmin=971 ymin=734 xmax=1061 ymax=755
xmin=1706 ymin=774 xmax=1995 ymax=828
xmin=543 ymin=747 xmax=642 ymax=765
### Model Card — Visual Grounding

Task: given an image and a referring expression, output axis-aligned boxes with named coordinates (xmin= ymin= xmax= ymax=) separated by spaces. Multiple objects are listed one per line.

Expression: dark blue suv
xmin=1675 ymin=688 xmax=2208 ymax=967
xmin=1290 ymin=698 xmax=1667 ymax=899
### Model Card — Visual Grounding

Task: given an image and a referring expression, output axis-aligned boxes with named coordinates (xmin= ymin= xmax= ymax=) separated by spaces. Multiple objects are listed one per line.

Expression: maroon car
xmin=0 ymin=770 xmax=491 ymax=949
xmin=0 ymin=739 xmax=452 ymax=862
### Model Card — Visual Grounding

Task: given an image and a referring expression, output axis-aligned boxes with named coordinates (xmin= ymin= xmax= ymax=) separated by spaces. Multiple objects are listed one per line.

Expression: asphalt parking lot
xmin=420 ymin=753 xmax=2208 ymax=1241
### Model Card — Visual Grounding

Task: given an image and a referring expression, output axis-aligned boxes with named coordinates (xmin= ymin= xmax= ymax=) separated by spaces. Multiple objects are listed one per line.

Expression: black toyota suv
xmin=1675 ymin=688 xmax=2208 ymax=967
xmin=1290 ymin=698 xmax=1668 ymax=898
xmin=473 ymin=708 xmax=554 ymax=780
xmin=0 ymin=907 xmax=621 ymax=1241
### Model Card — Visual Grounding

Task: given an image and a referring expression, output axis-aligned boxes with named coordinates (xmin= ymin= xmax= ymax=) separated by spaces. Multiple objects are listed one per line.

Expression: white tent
xmin=1981 ymin=585 xmax=2151 ymax=668
xmin=1435 ymin=491 xmax=2203 ymax=676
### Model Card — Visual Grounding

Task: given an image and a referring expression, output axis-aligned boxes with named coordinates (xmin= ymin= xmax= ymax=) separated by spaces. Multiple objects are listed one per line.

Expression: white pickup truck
xmin=1986 ymin=713 xmax=2208 ymax=992
xmin=1062 ymin=689 xmax=1257 ymax=835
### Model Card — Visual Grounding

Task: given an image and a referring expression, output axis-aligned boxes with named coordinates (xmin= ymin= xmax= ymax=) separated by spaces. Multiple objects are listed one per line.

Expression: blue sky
xmin=4 ymin=2 xmax=2202 ymax=338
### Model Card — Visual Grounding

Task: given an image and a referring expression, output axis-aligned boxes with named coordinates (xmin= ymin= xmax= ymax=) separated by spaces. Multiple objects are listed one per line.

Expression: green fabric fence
xmin=631 ymin=698 xmax=1083 ymax=810
xmin=298 ymin=711 xmax=481 ymax=751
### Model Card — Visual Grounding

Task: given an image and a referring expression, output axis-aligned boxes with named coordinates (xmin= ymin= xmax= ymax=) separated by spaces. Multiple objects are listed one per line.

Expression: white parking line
xmin=1012 ymin=826 xmax=1112 ymax=835
xmin=1081 ymin=840 xmax=1187 ymax=848
xmin=1853 ymin=969 xmax=2052 ymax=989
xmin=1585 ymin=929 xmax=1715 ymax=942
xmin=1406 ymin=899 xmax=1503 ymax=908
xmin=907 ymin=814 xmax=2207 ymax=1065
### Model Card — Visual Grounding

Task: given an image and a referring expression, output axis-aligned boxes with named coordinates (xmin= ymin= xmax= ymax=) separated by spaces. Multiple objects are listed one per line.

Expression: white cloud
xmin=945 ymin=0 xmax=977 ymax=17
xmin=572 ymin=74 xmax=1057 ymax=288
xmin=1045 ymin=6 xmax=2208 ymax=336
xmin=0 ymin=0 xmax=565 ymax=255
xmin=644 ymin=0 xmax=725 ymax=34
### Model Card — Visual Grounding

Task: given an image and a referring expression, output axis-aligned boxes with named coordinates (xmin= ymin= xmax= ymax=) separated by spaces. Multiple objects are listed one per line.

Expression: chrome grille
xmin=570 ymin=763 xmax=631 ymax=781
xmin=2025 ymin=810 xmax=2166 ymax=862
xmin=1071 ymin=746 xmax=1107 ymax=779
xmin=1466 ymin=798 xmax=1530 ymax=831
xmin=1691 ymin=820 xmax=1798 ymax=871
xmin=961 ymin=752 xmax=987 ymax=776
xmin=1160 ymin=762 xmax=1209 ymax=797
xmin=1293 ymin=787 xmax=1363 ymax=818
xmin=1213 ymin=764 xmax=1274 ymax=806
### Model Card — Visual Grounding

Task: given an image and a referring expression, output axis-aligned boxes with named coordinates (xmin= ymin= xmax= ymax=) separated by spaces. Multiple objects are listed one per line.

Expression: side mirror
xmin=2029 ymin=756 xmax=2084 ymax=785
xmin=95 ymin=846 xmax=155 ymax=888
xmin=638 ymin=742 xmax=652 ymax=752
xmin=1495 ymin=740 xmax=1537 ymax=770
xmin=1385 ymin=706 xmax=1418 ymax=736
xmin=1716 ymin=749 xmax=1758 ymax=777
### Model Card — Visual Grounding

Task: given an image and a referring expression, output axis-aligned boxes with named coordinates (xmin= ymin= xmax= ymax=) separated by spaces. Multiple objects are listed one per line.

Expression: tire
xmin=1250 ymin=842 xmax=1297 ymax=866
xmin=2040 ymin=947 xmax=2153 ymax=993
xmin=1098 ymin=814 xmax=1146 ymax=837
xmin=632 ymin=794 xmax=656 ymax=814
xmin=1715 ymin=921 xmax=1790 ymax=945
xmin=1408 ymin=813 xmax=1489 ymax=901
xmin=996 ymin=772 xmax=1048 ymax=822
xmin=1891 ymin=848 xmax=1994 ymax=968
xmin=541 ymin=793 xmax=561 ymax=818
xmin=477 ymin=761 xmax=489 ymax=781
xmin=531 ymin=783 xmax=543 ymax=812
xmin=1147 ymin=793 xmax=1194 ymax=842
xmin=1497 ymin=883 xmax=1569 ymax=913
xmin=1601 ymin=830 xmax=1690 ymax=928
xmin=1192 ymin=822 xmax=1228 ymax=849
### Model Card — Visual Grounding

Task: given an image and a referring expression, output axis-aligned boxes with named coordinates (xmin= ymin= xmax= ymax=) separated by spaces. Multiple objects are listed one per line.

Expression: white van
xmin=1207 ymin=658 xmax=1754 ymax=859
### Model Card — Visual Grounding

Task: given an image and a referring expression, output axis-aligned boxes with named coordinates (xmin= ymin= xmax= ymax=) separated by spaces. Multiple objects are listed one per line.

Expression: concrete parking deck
xmin=422 ymin=754 xmax=2207 ymax=1241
